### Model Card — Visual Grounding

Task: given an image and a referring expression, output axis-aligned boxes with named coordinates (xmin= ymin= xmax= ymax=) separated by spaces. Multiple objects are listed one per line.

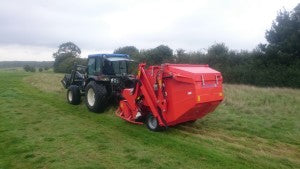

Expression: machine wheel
xmin=67 ymin=85 xmax=81 ymax=105
xmin=85 ymin=81 xmax=108 ymax=112
xmin=146 ymin=114 xmax=164 ymax=132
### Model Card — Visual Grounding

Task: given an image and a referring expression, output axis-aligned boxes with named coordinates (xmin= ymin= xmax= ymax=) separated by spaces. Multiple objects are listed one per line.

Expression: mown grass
xmin=0 ymin=70 xmax=299 ymax=169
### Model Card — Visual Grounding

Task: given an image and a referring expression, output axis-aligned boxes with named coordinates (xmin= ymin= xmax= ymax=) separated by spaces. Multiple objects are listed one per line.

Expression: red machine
xmin=117 ymin=63 xmax=224 ymax=131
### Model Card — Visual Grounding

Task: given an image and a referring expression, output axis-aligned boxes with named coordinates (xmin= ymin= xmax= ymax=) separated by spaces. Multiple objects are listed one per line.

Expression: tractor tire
xmin=67 ymin=85 xmax=81 ymax=105
xmin=85 ymin=81 xmax=108 ymax=113
xmin=146 ymin=114 xmax=164 ymax=132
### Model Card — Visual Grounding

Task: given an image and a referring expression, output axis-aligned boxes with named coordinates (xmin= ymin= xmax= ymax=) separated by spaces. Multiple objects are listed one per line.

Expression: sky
xmin=0 ymin=0 xmax=299 ymax=61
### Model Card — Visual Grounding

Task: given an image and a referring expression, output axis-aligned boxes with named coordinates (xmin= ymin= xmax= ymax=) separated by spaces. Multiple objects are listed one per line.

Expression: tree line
xmin=53 ymin=3 xmax=300 ymax=88
xmin=23 ymin=65 xmax=49 ymax=72
xmin=0 ymin=61 xmax=53 ymax=69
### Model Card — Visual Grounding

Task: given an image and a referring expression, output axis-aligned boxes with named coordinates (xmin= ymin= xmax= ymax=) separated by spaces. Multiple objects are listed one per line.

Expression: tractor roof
xmin=88 ymin=54 xmax=129 ymax=59
xmin=88 ymin=54 xmax=133 ymax=62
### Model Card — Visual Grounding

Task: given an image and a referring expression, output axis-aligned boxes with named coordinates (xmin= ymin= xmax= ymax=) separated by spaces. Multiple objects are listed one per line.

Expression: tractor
xmin=61 ymin=54 xmax=135 ymax=112
xmin=62 ymin=53 xmax=224 ymax=131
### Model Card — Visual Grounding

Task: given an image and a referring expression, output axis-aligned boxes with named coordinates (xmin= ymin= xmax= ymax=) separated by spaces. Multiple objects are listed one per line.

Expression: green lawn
xmin=0 ymin=70 xmax=299 ymax=169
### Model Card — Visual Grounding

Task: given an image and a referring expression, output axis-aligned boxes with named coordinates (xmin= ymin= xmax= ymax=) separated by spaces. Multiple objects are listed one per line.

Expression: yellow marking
xmin=219 ymin=92 xmax=223 ymax=96
xmin=158 ymin=79 xmax=162 ymax=87
xmin=137 ymin=70 xmax=141 ymax=77
xmin=197 ymin=95 xmax=201 ymax=102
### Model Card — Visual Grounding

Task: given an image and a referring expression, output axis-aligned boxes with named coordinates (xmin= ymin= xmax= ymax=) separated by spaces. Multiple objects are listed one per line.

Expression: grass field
xmin=0 ymin=70 xmax=299 ymax=169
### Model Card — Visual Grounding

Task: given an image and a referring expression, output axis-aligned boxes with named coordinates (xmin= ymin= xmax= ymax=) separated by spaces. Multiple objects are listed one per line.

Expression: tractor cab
xmin=85 ymin=54 xmax=136 ymax=93
xmin=87 ymin=54 xmax=133 ymax=77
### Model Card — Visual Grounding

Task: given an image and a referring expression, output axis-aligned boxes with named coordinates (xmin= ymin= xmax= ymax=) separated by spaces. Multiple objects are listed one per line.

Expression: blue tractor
xmin=61 ymin=54 xmax=135 ymax=112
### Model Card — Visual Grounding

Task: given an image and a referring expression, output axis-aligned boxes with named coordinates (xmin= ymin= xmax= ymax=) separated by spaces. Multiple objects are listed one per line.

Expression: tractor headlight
xmin=111 ymin=78 xmax=119 ymax=83
xmin=101 ymin=77 xmax=110 ymax=81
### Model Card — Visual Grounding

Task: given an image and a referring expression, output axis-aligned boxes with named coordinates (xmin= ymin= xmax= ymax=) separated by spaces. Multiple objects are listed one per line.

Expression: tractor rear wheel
xmin=146 ymin=114 xmax=164 ymax=132
xmin=67 ymin=85 xmax=81 ymax=105
xmin=85 ymin=81 xmax=108 ymax=112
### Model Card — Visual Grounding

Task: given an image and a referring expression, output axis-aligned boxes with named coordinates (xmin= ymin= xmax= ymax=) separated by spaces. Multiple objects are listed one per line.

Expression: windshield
xmin=102 ymin=59 xmax=133 ymax=75
xmin=112 ymin=61 xmax=127 ymax=75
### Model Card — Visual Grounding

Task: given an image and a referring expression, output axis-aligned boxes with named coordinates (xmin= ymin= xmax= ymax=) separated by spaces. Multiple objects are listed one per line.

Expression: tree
xmin=206 ymin=43 xmax=229 ymax=67
xmin=23 ymin=65 xmax=30 ymax=72
xmin=140 ymin=45 xmax=173 ymax=65
xmin=114 ymin=46 xmax=139 ymax=58
xmin=53 ymin=42 xmax=81 ymax=58
xmin=38 ymin=68 xmax=43 ymax=72
xmin=175 ymin=49 xmax=188 ymax=63
xmin=264 ymin=3 xmax=300 ymax=65
xmin=23 ymin=65 xmax=36 ymax=72
xmin=207 ymin=43 xmax=229 ymax=56
xmin=53 ymin=42 xmax=82 ymax=73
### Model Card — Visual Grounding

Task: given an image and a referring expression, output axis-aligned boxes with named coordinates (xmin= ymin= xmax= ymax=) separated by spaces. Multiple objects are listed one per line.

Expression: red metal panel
xmin=117 ymin=63 xmax=224 ymax=127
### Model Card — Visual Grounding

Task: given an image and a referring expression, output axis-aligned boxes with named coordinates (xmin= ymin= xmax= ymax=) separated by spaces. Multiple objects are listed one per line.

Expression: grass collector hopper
xmin=117 ymin=63 xmax=224 ymax=131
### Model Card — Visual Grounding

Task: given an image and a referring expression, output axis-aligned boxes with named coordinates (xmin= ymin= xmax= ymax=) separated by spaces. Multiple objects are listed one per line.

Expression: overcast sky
xmin=0 ymin=0 xmax=299 ymax=61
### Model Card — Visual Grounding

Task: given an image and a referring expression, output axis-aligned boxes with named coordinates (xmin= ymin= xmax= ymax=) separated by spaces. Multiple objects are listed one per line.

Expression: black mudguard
xmin=61 ymin=74 xmax=71 ymax=89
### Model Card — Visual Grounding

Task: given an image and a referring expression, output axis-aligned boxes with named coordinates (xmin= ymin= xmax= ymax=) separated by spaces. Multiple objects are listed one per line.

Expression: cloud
xmin=0 ymin=0 xmax=299 ymax=60
xmin=0 ymin=0 xmax=115 ymax=47
xmin=0 ymin=44 xmax=55 ymax=61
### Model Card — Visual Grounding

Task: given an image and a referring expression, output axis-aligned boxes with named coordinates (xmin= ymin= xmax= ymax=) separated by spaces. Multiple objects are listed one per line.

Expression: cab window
xmin=88 ymin=58 xmax=96 ymax=75
xmin=95 ymin=57 xmax=101 ymax=74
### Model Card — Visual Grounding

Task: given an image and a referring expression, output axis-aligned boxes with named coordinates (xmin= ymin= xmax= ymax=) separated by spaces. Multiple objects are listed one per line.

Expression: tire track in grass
xmin=177 ymin=124 xmax=300 ymax=166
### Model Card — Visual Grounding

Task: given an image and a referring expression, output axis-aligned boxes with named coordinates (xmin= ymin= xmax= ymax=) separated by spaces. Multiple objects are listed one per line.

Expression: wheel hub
xmin=148 ymin=116 xmax=158 ymax=129
xmin=87 ymin=88 xmax=95 ymax=106
xmin=68 ymin=91 xmax=73 ymax=101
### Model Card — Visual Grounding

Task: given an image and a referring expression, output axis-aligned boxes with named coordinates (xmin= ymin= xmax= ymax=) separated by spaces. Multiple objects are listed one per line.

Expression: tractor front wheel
xmin=85 ymin=81 xmax=108 ymax=112
xmin=67 ymin=85 xmax=81 ymax=105
xmin=146 ymin=114 xmax=164 ymax=132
